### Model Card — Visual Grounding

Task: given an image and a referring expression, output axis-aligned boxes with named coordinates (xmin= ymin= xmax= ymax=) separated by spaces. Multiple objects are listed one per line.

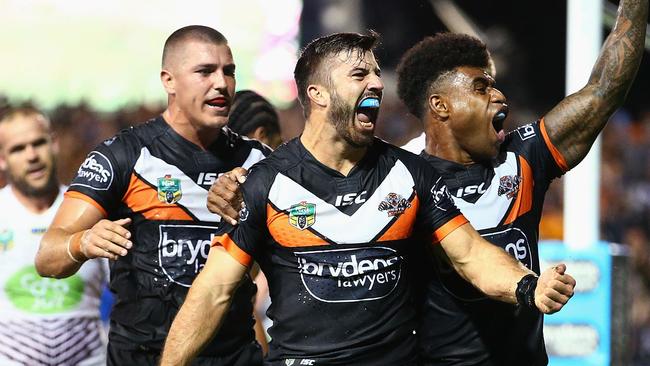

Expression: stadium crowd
xmin=1 ymin=91 xmax=650 ymax=363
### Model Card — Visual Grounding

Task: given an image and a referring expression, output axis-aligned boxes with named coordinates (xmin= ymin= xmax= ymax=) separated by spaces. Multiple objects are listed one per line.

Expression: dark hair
xmin=294 ymin=31 xmax=379 ymax=117
xmin=228 ymin=90 xmax=280 ymax=136
xmin=162 ymin=25 xmax=228 ymax=67
xmin=396 ymin=33 xmax=490 ymax=119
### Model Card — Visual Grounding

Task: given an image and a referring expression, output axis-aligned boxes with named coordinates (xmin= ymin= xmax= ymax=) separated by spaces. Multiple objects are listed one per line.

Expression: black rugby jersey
xmin=214 ymin=138 xmax=467 ymax=366
xmin=418 ymin=120 xmax=567 ymax=366
xmin=66 ymin=116 xmax=270 ymax=357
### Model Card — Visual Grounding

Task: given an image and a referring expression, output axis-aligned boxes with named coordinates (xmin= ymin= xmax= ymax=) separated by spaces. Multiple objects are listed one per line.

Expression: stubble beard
xmin=8 ymin=165 xmax=59 ymax=198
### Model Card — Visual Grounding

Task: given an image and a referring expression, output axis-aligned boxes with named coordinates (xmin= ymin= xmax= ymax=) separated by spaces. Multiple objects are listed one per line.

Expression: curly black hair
xmin=396 ymin=33 xmax=490 ymax=119
xmin=228 ymin=90 xmax=280 ymax=137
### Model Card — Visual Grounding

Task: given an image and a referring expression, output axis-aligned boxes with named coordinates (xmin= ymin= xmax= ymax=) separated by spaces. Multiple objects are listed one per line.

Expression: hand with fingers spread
xmin=207 ymin=167 xmax=248 ymax=225
xmin=534 ymin=264 xmax=576 ymax=314
xmin=78 ymin=218 xmax=133 ymax=261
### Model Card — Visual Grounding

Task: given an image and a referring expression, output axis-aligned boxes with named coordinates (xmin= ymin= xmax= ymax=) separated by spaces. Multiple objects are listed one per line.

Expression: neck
xmin=300 ymin=116 xmax=367 ymax=176
xmin=11 ymin=185 xmax=58 ymax=214
xmin=162 ymin=109 xmax=220 ymax=150
xmin=423 ymin=118 xmax=474 ymax=165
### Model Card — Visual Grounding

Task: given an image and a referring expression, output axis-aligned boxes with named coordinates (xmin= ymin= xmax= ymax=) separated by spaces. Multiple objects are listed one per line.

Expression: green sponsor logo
xmin=5 ymin=266 xmax=84 ymax=314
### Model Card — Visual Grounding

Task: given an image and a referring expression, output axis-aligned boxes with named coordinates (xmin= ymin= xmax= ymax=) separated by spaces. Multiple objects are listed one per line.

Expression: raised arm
xmin=439 ymin=223 xmax=576 ymax=313
xmin=36 ymin=197 xmax=132 ymax=278
xmin=543 ymin=0 xmax=648 ymax=169
xmin=160 ymin=246 xmax=249 ymax=366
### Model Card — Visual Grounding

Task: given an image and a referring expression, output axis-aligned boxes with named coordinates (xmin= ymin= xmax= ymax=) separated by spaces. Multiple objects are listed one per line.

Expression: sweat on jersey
xmin=417 ymin=119 xmax=567 ymax=366
xmin=0 ymin=186 xmax=108 ymax=366
xmin=213 ymin=138 xmax=468 ymax=366
xmin=65 ymin=116 xmax=270 ymax=357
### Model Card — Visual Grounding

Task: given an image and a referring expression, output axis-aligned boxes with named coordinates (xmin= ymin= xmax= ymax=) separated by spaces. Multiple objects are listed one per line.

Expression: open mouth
xmin=492 ymin=105 xmax=508 ymax=143
xmin=356 ymin=97 xmax=381 ymax=128
xmin=206 ymin=97 xmax=229 ymax=108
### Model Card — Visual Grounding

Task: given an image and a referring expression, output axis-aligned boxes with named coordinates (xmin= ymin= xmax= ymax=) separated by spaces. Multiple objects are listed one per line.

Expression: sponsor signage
xmin=295 ymin=246 xmax=402 ymax=303
xmin=158 ymin=225 xmax=218 ymax=287
xmin=540 ymin=241 xmax=612 ymax=366
xmin=71 ymin=151 xmax=114 ymax=190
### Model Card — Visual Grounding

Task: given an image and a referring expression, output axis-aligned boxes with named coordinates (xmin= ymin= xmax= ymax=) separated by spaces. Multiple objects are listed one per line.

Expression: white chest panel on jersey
xmin=268 ymin=160 xmax=416 ymax=244
xmin=451 ymin=152 xmax=519 ymax=230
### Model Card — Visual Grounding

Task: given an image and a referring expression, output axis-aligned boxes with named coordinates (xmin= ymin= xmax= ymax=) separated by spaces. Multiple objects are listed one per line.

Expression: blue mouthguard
xmin=358 ymin=98 xmax=380 ymax=108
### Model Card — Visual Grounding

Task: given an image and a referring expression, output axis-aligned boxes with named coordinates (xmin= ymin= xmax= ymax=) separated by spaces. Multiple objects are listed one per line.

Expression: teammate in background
xmin=396 ymin=0 xmax=648 ymax=364
xmin=35 ymin=26 xmax=269 ymax=365
xmin=160 ymin=31 xmax=574 ymax=366
xmin=229 ymin=90 xmax=282 ymax=149
xmin=0 ymin=107 xmax=108 ymax=365
xmin=228 ymin=89 xmax=284 ymax=355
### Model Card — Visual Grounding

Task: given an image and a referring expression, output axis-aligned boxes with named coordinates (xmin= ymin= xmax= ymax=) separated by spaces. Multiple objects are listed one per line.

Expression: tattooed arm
xmin=543 ymin=0 xmax=648 ymax=169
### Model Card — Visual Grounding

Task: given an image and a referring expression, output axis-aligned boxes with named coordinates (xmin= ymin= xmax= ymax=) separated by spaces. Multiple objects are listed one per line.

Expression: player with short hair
xmin=0 ymin=106 xmax=108 ymax=365
xmin=36 ymin=25 xmax=269 ymax=365
xmin=160 ymin=31 xmax=575 ymax=366
xmin=397 ymin=0 xmax=648 ymax=364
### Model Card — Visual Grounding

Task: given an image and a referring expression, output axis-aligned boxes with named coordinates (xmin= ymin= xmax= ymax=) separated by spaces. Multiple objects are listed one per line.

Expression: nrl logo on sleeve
xmin=157 ymin=174 xmax=182 ymax=204
xmin=378 ymin=193 xmax=411 ymax=217
xmin=288 ymin=201 xmax=316 ymax=230
xmin=497 ymin=175 xmax=521 ymax=199
xmin=72 ymin=151 xmax=114 ymax=190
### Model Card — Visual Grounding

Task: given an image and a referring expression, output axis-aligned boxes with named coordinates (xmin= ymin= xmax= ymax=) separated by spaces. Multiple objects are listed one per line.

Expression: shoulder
xmin=502 ymin=121 xmax=543 ymax=152
xmin=378 ymin=139 xmax=433 ymax=173
xmin=0 ymin=186 xmax=15 ymax=205
xmin=401 ymin=132 xmax=425 ymax=154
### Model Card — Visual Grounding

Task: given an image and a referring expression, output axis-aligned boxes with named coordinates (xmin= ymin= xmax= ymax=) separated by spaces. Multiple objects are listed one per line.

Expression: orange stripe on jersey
xmin=64 ymin=191 xmax=108 ymax=217
xmin=212 ymin=233 xmax=252 ymax=267
xmin=540 ymin=118 xmax=569 ymax=172
xmin=432 ymin=214 xmax=468 ymax=243
xmin=123 ymin=173 xmax=193 ymax=221
xmin=267 ymin=204 xmax=328 ymax=247
xmin=503 ymin=156 xmax=534 ymax=225
xmin=377 ymin=196 xmax=420 ymax=242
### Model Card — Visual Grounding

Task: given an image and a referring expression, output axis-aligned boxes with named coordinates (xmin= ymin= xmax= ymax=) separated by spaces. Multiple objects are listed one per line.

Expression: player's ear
xmin=161 ymin=69 xmax=175 ymax=94
xmin=428 ymin=93 xmax=450 ymax=120
xmin=307 ymin=84 xmax=328 ymax=109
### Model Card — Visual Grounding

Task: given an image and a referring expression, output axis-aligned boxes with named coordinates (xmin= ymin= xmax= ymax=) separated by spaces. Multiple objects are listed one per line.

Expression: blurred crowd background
xmin=1 ymin=0 xmax=650 ymax=364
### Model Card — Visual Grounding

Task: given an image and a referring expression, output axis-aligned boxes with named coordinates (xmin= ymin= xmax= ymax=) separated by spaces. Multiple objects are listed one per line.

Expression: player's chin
xmin=202 ymin=113 xmax=229 ymax=129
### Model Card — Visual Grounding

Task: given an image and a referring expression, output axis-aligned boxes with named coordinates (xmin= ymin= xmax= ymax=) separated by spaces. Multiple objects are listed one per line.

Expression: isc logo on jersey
xmin=71 ymin=151 xmax=114 ymax=190
xmin=334 ymin=191 xmax=367 ymax=207
xmin=158 ymin=225 xmax=218 ymax=287
xmin=295 ymin=247 xmax=402 ymax=303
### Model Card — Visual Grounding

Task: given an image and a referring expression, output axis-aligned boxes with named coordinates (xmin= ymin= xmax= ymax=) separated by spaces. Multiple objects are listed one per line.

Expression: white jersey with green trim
xmin=0 ymin=185 xmax=108 ymax=366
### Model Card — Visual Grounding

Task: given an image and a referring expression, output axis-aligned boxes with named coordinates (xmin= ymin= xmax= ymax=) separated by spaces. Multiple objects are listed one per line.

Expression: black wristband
xmin=516 ymin=274 xmax=538 ymax=310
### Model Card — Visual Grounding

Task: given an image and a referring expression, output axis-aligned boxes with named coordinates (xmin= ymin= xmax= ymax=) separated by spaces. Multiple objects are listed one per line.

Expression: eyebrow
xmin=349 ymin=65 xmax=381 ymax=76
xmin=7 ymin=137 xmax=48 ymax=153
xmin=193 ymin=63 xmax=236 ymax=70
xmin=473 ymin=74 xmax=495 ymax=86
